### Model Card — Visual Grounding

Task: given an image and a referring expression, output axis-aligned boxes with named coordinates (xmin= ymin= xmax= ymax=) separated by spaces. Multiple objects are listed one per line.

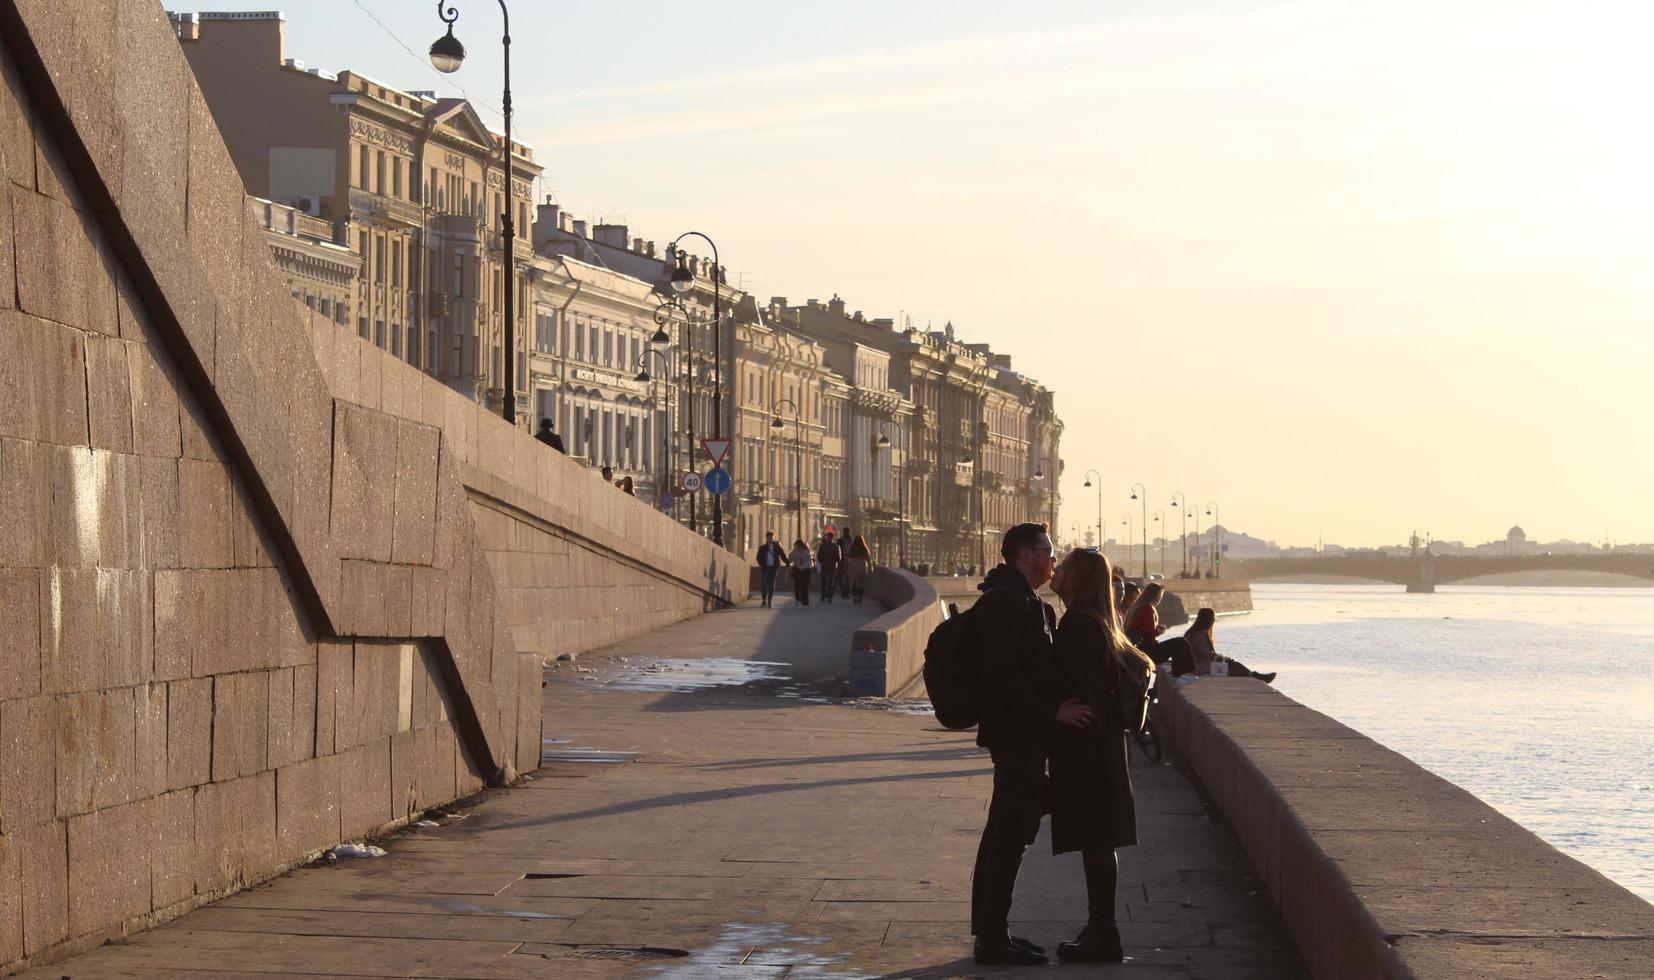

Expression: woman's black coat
xmin=1048 ymin=610 xmax=1138 ymax=853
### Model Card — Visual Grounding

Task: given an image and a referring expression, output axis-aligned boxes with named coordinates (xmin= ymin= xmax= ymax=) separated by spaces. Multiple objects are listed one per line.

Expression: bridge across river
xmin=1233 ymin=553 xmax=1654 ymax=592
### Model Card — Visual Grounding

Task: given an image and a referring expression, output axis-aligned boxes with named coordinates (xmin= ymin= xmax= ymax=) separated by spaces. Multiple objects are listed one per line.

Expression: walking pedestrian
xmin=968 ymin=522 xmax=1087 ymax=966
xmin=754 ymin=531 xmax=785 ymax=608
xmin=838 ymin=527 xmax=853 ymax=597
xmin=534 ymin=418 xmax=566 ymax=454
xmin=816 ymin=533 xmax=842 ymax=604
xmin=788 ymin=539 xmax=814 ymax=606
xmin=1047 ymin=548 xmax=1155 ymax=962
xmin=844 ymin=534 xmax=872 ymax=602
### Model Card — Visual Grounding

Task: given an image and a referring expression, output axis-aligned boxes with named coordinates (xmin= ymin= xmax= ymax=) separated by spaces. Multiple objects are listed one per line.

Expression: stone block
xmin=315 ymin=639 xmax=353 ymax=756
xmin=125 ymin=328 xmax=183 ymax=458
xmin=0 ymin=830 xmax=20 ymax=963
xmin=96 ymin=450 xmax=142 ymax=570
xmin=390 ymin=419 xmax=439 ymax=565
xmin=229 ymin=471 xmax=271 ymax=568
xmin=10 ymin=0 xmax=123 ymax=207
xmin=193 ymin=771 xmax=275 ymax=896
xmin=0 ymin=568 xmax=42 ymax=700
xmin=384 ymin=564 xmax=414 ymax=638
xmin=332 ymin=403 xmax=398 ymax=562
xmin=18 ymin=818 xmax=67 ymax=956
xmin=164 ymin=676 xmax=211 ymax=791
xmin=10 ymin=188 xmax=117 ymax=337
xmin=267 ymin=664 xmax=316 ymax=769
xmin=133 ymin=681 xmax=167 ymax=800
xmin=149 ymin=788 xmax=195 ymax=910
xmin=177 ymin=457 xmax=232 ymax=568
xmin=68 ymin=796 xmax=155 ymax=936
xmin=113 ymin=0 xmax=189 ymax=270
xmin=101 ymin=567 xmax=151 ymax=689
xmin=0 ymin=438 xmax=50 ymax=566
xmin=338 ymin=741 xmax=392 ymax=841
xmin=185 ymin=85 xmax=245 ymax=336
xmin=0 ymin=695 xmax=55 ymax=832
xmin=515 ymin=652 xmax=542 ymax=778
xmin=57 ymin=686 xmax=136 ymax=815
xmin=409 ymin=566 xmax=448 ymax=637
xmin=152 ymin=568 xmax=212 ymax=681
xmin=137 ymin=454 xmax=181 ymax=568
xmin=350 ymin=640 xmax=399 ymax=745
xmin=0 ymin=309 xmax=88 ymax=447
xmin=38 ymin=567 xmax=103 ymax=694
xmin=275 ymin=753 xmax=340 ymax=862
xmin=178 ymin=383 xmax=217 ymax=460
xmin=0 ymin=44 xmax=34 ymax=194
xmin=211 ymin=669 xmax=270 ymax=781
xmin=85 ymin=333 xmax=133 ymax=452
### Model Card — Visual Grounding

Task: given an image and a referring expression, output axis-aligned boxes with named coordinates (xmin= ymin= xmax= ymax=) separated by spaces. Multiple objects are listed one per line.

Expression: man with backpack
xmin=965 ymin=522 xmax=1091 ymax=965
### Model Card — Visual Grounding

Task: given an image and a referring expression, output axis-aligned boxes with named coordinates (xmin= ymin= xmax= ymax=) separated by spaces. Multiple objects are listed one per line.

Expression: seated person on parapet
xmin=1183 ymin=608 xmax=1274 ymax=683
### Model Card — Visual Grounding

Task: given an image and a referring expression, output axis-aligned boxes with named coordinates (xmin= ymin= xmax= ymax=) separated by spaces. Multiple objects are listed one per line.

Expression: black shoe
xmin=974 ymin=937 xmax=1048 ymax=966
xmin=1056 ymin=924 xmax=1122 ymax=963
xmin=1009 ymin=934 xmax=1045 ymax=955
xmin=1256 ymin=671 xmax=1277 ymax=684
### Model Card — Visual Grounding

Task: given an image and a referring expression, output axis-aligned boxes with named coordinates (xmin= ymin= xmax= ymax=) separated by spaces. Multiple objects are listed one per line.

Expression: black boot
xmin=1010 ymin=934 xmax=1045 ymax=955
xmin=974 ymin=934 xmax=1049 ymax=966
xmin=1057 ymin=924 xmax=1123 ymax=963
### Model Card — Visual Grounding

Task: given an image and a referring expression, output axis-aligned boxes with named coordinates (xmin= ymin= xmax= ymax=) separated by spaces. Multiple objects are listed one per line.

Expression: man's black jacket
xmin=972 ymin=563 xmax=1058 ymax=754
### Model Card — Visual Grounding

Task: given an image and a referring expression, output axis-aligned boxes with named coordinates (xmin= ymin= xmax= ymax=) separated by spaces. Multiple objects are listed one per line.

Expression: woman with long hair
xmin=1185 ymin=608 xmax=1275 ymax=682
xmin=1121 ymin=581 xmax=1168 ymax=658
xmin=844 ymin=534 xmax=873 ymax=602
xmin=1048 ymin=548 xmax=1155 ymax=963
xmin=787 ymin=538 xmax=814 ymax=606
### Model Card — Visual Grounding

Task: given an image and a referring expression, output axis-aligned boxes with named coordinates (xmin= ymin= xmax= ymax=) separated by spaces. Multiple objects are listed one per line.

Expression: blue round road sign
xmin=702 ymin=466 xmax=732 ymax=495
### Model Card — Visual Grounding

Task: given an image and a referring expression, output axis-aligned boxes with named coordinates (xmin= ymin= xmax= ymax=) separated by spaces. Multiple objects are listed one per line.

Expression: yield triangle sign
xmin=700 ymin=438 xmax=732 ymax=468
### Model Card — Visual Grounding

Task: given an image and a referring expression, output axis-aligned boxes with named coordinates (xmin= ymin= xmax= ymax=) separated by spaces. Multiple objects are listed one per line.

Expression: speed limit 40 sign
xmin=680 ymin=471 xmax=703 ymax=493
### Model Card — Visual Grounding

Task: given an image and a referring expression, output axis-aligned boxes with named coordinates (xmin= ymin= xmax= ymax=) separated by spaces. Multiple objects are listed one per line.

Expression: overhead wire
xmin=348 ymin=0 xmax=503 ymax=121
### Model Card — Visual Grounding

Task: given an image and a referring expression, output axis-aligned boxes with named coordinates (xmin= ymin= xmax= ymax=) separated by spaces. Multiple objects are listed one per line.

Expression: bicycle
xmin=1131 ymin=673 xmax=1165 ymax=764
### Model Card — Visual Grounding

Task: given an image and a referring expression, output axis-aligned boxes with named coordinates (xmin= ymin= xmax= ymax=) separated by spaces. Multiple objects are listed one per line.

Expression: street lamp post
xmin=668 ymin=233 xmax=725 ymax=547
xmin=876 ymin=421 xmax=906 ymax=568
xmin=1129 ymin=483 xmax=1148 ymax=578
xmin=1206 ymin=501 xmax=1221 ymax=578
xmin=1034 ymin=456 xmax=1055 ymax=532
xmin=1083 ymin=470 xmax=1102 ymax=552
xmin=431 ymin=0 xmax=520 ymax=425
xmin=1170 ymin=491 xmax=1188 ymax=577
xmin=1121 ymin=514 xmax=1133 ymax=571
xmin=634 ymin=349 xmax=673 ymax=509
xmin=1153 ymin=509 xmax=1166 ymax=577
xmin=771 ymin=397 xmax=802 ymax=545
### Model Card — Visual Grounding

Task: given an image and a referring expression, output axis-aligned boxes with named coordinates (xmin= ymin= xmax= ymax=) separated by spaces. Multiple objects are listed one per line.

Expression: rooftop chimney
xmin=828 ymin=295 xmax=846 ymax=317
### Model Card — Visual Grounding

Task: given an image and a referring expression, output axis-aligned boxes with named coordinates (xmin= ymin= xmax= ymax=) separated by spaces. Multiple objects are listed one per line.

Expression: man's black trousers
xmin=970 ymin=749 xmax=1045 ymax=938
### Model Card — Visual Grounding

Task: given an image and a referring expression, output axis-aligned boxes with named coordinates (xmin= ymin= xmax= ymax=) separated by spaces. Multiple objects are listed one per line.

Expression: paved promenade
xmin=28 ymin=596 xmax=1299 ymax=978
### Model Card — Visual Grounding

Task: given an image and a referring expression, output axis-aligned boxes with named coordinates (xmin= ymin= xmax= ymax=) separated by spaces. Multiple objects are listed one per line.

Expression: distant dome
xmin=1507 ymin=525 xmax=1526 ymax=539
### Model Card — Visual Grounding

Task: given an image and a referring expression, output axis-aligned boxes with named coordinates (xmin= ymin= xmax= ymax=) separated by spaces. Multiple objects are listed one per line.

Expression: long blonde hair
xmin=1060 ymin=550 xmax=1153 ymax=680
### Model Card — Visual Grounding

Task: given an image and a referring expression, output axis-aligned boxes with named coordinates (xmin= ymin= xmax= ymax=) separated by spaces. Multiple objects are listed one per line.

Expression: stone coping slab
xmin=1163 ymin=679 xmax=1654 ymax=978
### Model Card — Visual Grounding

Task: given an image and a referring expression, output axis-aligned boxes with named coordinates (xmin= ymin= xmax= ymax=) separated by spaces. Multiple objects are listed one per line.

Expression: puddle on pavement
xmin=540 ymin=749 xmax=642 ymax=763
xmin=598 ymin=658 xmax=792 ymax=692
xmin=649 ymin=921 xmax=863 ymax=978
xmin=846 ymin=697 xmax=936 ymax=716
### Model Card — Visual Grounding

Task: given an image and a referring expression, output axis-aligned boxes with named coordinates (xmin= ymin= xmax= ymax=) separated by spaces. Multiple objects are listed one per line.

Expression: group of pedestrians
xmin=753 ymin=529 xmax=873 ymax=608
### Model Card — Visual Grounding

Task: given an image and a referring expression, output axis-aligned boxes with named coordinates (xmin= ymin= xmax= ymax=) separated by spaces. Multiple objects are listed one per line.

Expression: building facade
xmin=249 ymin=196 xmax=357 ymax=323
xmin=174 ymin=10 xmax=541 ymax=425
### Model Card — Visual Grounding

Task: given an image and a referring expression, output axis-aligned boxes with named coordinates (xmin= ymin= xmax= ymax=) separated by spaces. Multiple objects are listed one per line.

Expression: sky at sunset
xmin=210 ymin=0 xmax=1652 ymax=548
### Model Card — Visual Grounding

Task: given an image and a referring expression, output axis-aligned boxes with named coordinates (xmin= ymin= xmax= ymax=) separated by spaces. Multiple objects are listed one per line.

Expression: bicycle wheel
xmin=1133 ymin=718 xmax=1164 ymax=764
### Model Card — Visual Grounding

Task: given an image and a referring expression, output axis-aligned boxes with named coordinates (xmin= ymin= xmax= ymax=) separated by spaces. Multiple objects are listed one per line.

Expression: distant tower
xmin=1506 ymin=524 xmax=1526 ymax=556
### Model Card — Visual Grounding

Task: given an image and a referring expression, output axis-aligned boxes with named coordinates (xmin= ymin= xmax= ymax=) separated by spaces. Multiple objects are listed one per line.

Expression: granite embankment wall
xmin=1164 ymin=680 xmax=1654 ymax=978
xmin=847 ymin=569 xmax=943 ymax=697
xmin=0 ymin=2 xmax=741 ymax=973
xmin=1157 ymin=579 xmax=1253 ymax=626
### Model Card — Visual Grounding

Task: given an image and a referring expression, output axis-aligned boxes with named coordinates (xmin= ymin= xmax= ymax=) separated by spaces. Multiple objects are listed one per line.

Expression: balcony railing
xmin=348 ymin=188 xmax=425 ymax=228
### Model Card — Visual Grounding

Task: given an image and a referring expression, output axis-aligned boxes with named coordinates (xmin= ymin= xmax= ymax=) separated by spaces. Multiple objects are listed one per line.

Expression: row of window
xmin=352 ymin=144 xmax=530 ymax=233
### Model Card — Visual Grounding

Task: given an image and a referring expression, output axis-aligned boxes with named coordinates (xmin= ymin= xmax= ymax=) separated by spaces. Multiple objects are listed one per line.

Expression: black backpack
xmin=923 ymin=602 xmax=980 ymax=729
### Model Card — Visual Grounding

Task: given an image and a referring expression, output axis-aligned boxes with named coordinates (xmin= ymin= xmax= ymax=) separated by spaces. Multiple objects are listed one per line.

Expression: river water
xmin=1214 ymin=582 xmax=1654 ymax=904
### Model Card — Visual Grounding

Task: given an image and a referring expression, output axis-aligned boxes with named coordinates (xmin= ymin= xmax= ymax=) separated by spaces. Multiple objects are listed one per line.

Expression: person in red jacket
xmin=1122 ymin=582 xmax=1167 ymax=655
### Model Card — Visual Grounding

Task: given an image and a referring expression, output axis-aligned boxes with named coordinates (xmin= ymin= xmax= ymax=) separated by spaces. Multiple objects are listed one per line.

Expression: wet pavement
xmin=26 ymin=595 xmax=1301 ymax=978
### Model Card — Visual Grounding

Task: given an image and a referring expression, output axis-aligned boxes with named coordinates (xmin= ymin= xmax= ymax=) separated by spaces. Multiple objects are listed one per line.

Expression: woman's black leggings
xmin=1082 ymin=849 xmax=1118 ymax=926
